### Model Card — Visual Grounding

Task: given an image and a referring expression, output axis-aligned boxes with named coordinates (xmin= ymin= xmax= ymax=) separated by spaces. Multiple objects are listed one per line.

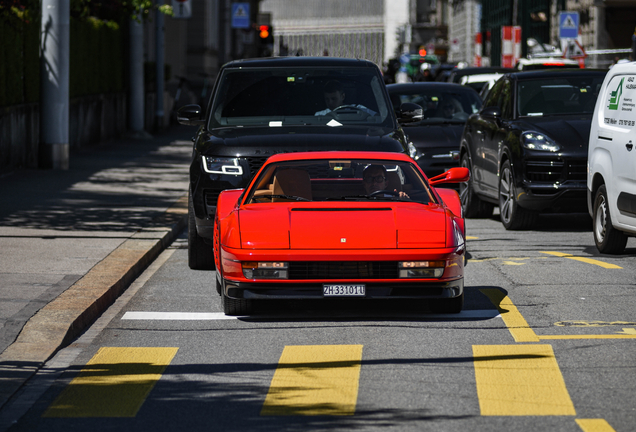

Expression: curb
xmin=0 ymin=194 xmax=188 ymax=410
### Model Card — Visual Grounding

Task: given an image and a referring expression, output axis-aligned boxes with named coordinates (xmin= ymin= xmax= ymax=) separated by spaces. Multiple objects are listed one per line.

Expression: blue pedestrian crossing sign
xmin=231 ymin=3 xmax=250 ymax=29
xmin=559 ymin=12 xmax=579 ymax=39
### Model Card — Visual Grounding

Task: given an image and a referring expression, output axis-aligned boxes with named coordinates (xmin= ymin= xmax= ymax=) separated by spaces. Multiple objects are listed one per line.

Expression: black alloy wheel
xmin=188 ymin=191 xmax=215 ymax=270
xmin=593 ymin=184 xmax=628 ymax=254
xmin=459 ymin=153 xmax=494 ymax=218
xmin=498 ymin=160 xmax=538 ymax=230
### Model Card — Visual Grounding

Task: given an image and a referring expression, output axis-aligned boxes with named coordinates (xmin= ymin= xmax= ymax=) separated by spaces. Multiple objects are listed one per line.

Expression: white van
xmin=587 ymin=61 xmax=636 ymax=254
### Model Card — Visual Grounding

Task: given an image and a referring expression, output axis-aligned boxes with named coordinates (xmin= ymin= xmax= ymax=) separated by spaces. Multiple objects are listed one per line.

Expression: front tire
xmin=188 ymin=191 xmax=215 ymax=270
xmin=223 ymin=289 xmax=253 ymax=316
xmin=429 ymin=292 xmax=464 ymax=314
xmin=460 ymin=153 xmax=494 ymax=218
xmin=593 ymin=184 xmax=628 ymax=254
xmin=498 ymin=160 xmax=537 ymax=230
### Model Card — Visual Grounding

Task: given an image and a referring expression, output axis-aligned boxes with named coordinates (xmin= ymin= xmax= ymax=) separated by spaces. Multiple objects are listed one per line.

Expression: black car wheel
xmin=429 ymin=292 xmax=464 ymax=314
xmin=593 ymin=184 xmax=628 ymax=254
xmin=498 ymin=160 xmax=538 ymax=230
xmin=223 ymin=289 xmax=253 ymax=316
xmin=460 ymin=153 xmax=493 ymax=218
xmin=215 ymin=273 xmax=222 ymax=295
xmin=188 ymin=191 xmax=215 ymax=270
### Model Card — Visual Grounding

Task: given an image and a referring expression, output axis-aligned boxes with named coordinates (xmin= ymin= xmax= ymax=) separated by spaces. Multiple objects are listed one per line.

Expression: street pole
xmin=40 ymin=0 xmax=70 ymax=169
xmin=155 ymin=0 xmax=165 ymax=131
xmin=129 ymin=17 xmax=147 ymax=136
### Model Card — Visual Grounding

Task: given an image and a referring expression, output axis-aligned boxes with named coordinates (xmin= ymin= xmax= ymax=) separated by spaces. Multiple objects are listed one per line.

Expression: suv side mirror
xmin=481 ymin=105 xmax=502 ymax=120
xmin=177 ymin=104 xmax=205 ymax=126
xmin=396 ymin=103 xmax=423 ymax=124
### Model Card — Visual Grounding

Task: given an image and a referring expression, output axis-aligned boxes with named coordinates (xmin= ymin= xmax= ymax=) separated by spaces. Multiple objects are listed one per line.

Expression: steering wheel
xmin=369 ymin=190 xmax=399 ymax=197
xmin=329 ymin=105 xmax=370 ymax=119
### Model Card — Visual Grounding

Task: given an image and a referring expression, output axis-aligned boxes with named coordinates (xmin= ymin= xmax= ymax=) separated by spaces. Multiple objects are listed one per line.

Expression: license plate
xmin=323 ymin=284 xmax=366 ymax=297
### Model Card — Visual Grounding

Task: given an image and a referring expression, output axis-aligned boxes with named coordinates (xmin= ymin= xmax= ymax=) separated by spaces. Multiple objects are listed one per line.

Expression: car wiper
xmin=324 ymin=195 xmax=413 ymax=202
xmin=323 ymin=195 xmax=371 ymax=200
xmin=267 ymin=194 xmax=311 ymax=201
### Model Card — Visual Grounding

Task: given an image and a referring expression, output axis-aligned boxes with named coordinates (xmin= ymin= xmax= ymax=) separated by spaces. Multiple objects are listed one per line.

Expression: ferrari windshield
xmin=244 ymin=158 xmax=436 ymax=204
xmin=210 ymin=67 xmax=392 ymax=129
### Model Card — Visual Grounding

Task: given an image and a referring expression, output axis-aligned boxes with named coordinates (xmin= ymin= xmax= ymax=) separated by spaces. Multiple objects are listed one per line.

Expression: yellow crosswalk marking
xmin=261 ymin=345 xmax=363 ymax=416
xmin=473 ymin=345 xmax=576 ymax=416
xmin=480 ymin=288 xmax=540 ymax=342
xmin=43 ymin=347 xmax=178 ymax=418
xmin=576 ymin=418 xmax=617 ymax=432
xmin=541 ymin=251 xmax=622 ymax=269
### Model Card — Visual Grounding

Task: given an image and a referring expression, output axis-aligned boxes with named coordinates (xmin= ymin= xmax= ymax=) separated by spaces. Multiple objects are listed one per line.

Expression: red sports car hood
xmin=238 ymin=204 xmax=447 ymax=249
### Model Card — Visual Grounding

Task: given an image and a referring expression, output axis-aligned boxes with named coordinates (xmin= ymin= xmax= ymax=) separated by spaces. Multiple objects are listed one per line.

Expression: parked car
xmin=459 ymin=68 xmax=607 ymax=229
xmin=388 ymin=82 xmax=482 ymax=180
xmin=515 ymin=57 xmax=580 ymax=71
xmin=447 ymin=66 xmax=514 ymax=84
xmin=588 ymin=61 xmax=636 ymax=253
xmin=177 ymin=57 xmax=420 ymax=269
xmin=459 ymin=72 xmax=504 ymax=94
xmin=213 ymin=151 xmax=470 ymax=315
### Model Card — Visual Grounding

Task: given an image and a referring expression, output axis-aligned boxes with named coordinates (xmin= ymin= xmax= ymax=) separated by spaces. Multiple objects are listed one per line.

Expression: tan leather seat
xmin=272 ymin=169 xmax=312 ymax=200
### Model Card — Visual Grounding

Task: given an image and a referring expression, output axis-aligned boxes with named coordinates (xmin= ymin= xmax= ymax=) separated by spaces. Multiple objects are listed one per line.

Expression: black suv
xmin=459 ymin=69 xmax=606 ymax=229
xmin=178 ymin=57 xmax=420 ymax=269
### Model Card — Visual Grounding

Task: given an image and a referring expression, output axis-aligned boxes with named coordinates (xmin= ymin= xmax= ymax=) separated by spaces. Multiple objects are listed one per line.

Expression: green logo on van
xmin=608 ymin=77 xmax=624 ymax=110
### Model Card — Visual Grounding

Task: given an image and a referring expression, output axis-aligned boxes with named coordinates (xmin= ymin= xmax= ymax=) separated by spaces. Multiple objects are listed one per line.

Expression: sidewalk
xmin=0 ymin=127 xmax=195 ymax=409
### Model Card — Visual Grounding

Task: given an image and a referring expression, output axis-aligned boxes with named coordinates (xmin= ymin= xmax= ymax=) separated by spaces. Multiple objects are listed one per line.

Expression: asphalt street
xmin=0 ymin=126 xmax=194 ymax=408
xmin=1 ymin=214 xmax=633 ymax=432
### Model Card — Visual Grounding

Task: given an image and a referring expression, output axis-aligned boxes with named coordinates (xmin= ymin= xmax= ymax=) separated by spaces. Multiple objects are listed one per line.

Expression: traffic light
xmin=257 ymin=24 xmax=273 ymax=57
xmin=259 ymin=25 xmax=270 ymax=40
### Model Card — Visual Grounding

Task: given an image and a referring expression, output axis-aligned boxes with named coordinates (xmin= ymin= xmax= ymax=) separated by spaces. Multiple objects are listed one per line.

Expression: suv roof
xmin=221 ymin=57 xmax=380 ymax=69
xmin=506 ymin=68 xmax=606 ymax=80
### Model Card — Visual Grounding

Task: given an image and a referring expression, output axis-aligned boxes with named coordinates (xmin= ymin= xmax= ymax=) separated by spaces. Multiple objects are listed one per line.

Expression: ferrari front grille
xmin=288 ymin=261 xmax=399 ymax=279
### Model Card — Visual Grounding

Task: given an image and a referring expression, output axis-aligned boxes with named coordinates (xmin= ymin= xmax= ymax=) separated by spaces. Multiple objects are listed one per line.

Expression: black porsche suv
xmin=459 ymin=68 xmax=607 ymax=230
xmin=178 ymin=57 xmax=420 ymax=269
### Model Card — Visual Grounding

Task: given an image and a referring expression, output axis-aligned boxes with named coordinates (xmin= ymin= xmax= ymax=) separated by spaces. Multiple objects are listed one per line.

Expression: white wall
xmin=383 ymin=0 xmax=410 ymax=63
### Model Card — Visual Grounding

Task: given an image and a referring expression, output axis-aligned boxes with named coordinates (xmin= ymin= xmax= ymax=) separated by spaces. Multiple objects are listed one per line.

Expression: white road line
xmin=121 ymin=310 xmax=501 ymax=321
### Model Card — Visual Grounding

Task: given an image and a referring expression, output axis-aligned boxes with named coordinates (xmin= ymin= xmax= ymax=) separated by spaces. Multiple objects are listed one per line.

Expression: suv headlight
xmin=203 ymin=157 xmax=244 ymax=175
xmin=408 ymin=141 xmax=418 ymax=159
xmin=521 ymin=131 xmax=560 ymax=152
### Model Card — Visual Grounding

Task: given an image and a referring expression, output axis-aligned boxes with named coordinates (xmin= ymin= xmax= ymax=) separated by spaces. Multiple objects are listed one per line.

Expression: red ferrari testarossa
xmin=213 ymin=151 xmax=470 ymax=315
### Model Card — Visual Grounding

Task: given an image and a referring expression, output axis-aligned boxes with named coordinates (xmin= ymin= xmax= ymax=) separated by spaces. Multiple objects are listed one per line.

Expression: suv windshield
xmin=390 ymin=87 xmax=482 ymax=124
xmin=210 ymin=67 xmax=392 ymax=128
xmin=517 ymin=76 xmax=605 ymax=116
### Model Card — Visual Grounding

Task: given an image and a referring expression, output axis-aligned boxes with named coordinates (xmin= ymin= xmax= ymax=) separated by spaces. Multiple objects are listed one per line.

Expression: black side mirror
xmin=177 ymin=104 xmax=205 ymax=126
xmin=481 ymin=105 xmax=502 ymax=120
xmin=396 ymin=102 xmax=423 ymax=124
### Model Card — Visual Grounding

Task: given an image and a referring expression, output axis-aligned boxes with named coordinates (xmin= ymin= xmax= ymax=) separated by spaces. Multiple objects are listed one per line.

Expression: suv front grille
xmin=288 ymin=261 xmax=399 ymax=279
xmin=524 ymin=158 xmax=586 ymax=183
xmin=246 ymin=156 xmax=270 ymax=176
xmin=204 ymin=189 xmax=225 ymax=209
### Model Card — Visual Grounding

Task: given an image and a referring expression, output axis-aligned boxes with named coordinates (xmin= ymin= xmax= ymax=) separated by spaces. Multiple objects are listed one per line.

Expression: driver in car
xmin=315 ymin=80 xmax=376 ymax=116
xmin=363 ymin=165 xmax=409 ymax=198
